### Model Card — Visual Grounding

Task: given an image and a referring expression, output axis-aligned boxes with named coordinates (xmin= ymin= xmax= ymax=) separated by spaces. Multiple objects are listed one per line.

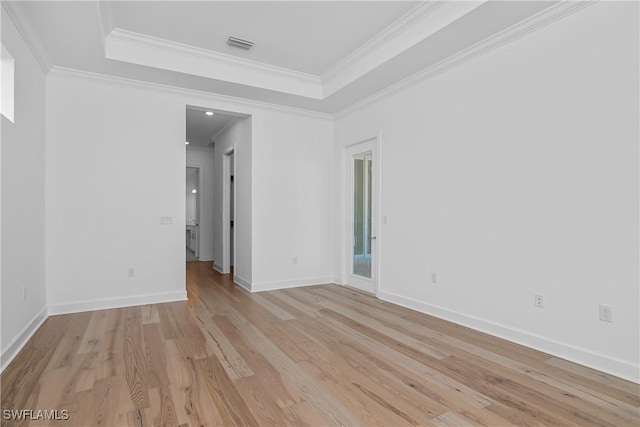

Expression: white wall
xmin=45 ymin=71 xmax=334 ymax=310
xmin=251 ymin=112 xmax=334 ymax=291
xmin=186 ymin=147 xmax=215 ymax=260
xmin=335 ymin=2 xmax=639 ymax=382
xmin=1 ymin=13 xmax=48 ymax=368
xmin=46 ymin=78 xmax=188 ymax=313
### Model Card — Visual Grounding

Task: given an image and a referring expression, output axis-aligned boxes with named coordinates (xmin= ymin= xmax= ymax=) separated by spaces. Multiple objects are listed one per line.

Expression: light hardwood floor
xmin=1 ymin=261 xmax=638 ymax=426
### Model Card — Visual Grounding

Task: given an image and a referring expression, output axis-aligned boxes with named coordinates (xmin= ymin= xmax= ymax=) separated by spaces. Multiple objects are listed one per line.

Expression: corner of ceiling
xmin=96 ymin=0 xmax=115 ymax=51
xmin=1 ymin=1 xmax=53 ymax=74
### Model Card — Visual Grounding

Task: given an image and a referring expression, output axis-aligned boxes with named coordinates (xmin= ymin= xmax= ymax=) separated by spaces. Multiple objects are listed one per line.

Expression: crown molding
xmin=1 ymin=1 xmax=53 ymax=74
xmin=335 ymin=0 xmax=596 ymax=119
xmin=322 ymin=1 xmax=445 ymax=81
xmin=47 ymin=66 xmax=333 ymax=121
xmin=321 ymin=0 xmax=486 ymax=98
xmin=105 ymin=28 xmax=323 ymax=99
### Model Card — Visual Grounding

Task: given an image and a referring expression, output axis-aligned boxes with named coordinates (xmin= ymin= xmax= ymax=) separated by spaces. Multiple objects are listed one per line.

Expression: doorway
xmin=186 ymin=166 xmax=200 ymax=261
xmin=222 ymin=147 xmax=235 ymax=274
xmin=230 ymin=153 xmax=235 ymax=269
xmin=345 ymin=138 xmax=379 ymax=294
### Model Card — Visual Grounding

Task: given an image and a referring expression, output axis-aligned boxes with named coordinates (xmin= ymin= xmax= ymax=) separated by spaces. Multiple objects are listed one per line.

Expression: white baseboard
xmin=250 ymin=276 xmax=333 ymax=293
xmin=213 ymin=263 xmax=224 ymax=274
xmin=1 ymin=306 xmax=48 ymax=372
xmin=379 ymin=290 xmax=640 ymax=384
xmin=233 ymin=274 xmax=251 ymax=292
xmin=47 ymin=291 xmax=188 ymax=315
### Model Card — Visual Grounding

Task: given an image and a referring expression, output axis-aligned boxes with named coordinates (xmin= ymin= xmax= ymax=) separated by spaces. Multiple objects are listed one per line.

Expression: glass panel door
xmin=353 ymin=152 xmax=372 ymax=278
xmin=345 ymin=137 xmax=377 ymax=295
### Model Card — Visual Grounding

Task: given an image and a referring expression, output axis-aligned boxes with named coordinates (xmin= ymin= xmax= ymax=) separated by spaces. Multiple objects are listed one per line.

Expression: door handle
xmin=370 ymin=236 xmax=377 ymax=240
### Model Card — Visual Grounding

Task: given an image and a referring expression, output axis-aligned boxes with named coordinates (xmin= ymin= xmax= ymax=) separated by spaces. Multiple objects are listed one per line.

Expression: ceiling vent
xmin=226 ymin=36 xmax=254 ymax=50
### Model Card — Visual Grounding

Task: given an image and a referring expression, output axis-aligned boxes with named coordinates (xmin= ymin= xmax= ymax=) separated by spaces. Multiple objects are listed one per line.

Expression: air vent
xmin=226 ymin=36 xmax=254 ymax=50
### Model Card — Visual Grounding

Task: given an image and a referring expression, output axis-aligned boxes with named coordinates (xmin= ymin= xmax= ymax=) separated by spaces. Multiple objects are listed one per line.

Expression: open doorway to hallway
xmin=184 ymin=105 xmax=251 ymax=285
xmin=185 ymin=105 xmax=234 ymax=266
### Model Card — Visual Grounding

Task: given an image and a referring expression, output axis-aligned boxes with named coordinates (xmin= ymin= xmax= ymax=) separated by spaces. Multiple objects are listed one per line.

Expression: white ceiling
xmin=186 ymin=107 xmax=237 ymax=147
xmin=4 ymin=1 xmax=557 ymax=114
xmin=110 ymin=1 xmax=419 ymax=75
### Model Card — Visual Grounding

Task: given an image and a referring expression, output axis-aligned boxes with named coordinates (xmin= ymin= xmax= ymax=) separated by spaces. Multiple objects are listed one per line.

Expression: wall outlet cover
xmin=599 ymin=304 xmax=613 ymax=322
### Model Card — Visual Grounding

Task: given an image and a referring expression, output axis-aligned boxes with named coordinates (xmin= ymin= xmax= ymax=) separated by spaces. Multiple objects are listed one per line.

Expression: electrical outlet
xmin=22 ymin=286 xmax=27 ymax=301
xmin=431 ymin=273 xmax=437 ymax=285
xmin=534 ymin=293 xmax=544 ymax=308
xmin=599 ymin=305 xmax=613 ymax=322
xmin=127 ymin=267 xmax=135 ymax=277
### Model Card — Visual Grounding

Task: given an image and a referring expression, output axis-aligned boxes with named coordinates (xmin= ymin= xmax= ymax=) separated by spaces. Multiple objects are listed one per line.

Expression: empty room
xmin=1 ymin=1 xmax=638 ymax=426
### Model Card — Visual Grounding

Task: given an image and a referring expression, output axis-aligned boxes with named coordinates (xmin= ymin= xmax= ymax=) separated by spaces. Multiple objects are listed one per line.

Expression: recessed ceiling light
xmin=185 ymin=141 xmax=189 ymax=145
xmin=192 ymin=188 xmax=197 ymax=194
xmin=205 ymin=111 xmax=214 ymax=116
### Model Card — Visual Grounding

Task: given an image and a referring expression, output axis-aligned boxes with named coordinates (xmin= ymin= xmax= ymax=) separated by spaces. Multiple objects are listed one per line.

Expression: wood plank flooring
xmin=1 ymin=261 xmax=638 ymax=426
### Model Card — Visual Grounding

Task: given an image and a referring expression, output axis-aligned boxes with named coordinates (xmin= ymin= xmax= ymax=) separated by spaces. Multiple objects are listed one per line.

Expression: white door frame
xmin=343 ymin=135 xmax=380 ymax=296
xmin=186 ymin=163 xmax=204 ymax=259
xmin=221 ymin=147 xmax=235 ymax=274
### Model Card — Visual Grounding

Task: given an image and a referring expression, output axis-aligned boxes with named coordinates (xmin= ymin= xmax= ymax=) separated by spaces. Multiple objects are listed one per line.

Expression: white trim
xmin=250 ymin=276 xmax=333 ymax=293
xmin=1 ymin=306 xmax=48 ymax=372
xmin=322 ymin=1 xmax=485 ymax=98
xmin=335 ymin=1 xmax=595 ymax=119
xmin=106 ymin=28 xmax=322 ymax=99
xmin=322 ymin=2 xmax=444 ymax=82
xmin=213 ymin=263 xmax=224 ymax=274
xmin=233 ymin=274 xmax=252 ymax=292
xmin=47 ymin=291 xmax=187 ymax=316
xmin=379 ymin=290 xmax=640 ymax=384
xmin=47 ymin=67 xmax=333 ymax=121
xmin=1 ymin=2 xmax=53 ymax=74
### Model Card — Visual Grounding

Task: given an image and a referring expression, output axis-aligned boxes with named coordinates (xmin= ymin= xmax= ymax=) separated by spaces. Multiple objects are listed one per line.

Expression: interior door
xmin=194 ymin=167 xmax=200 ymax=258
xmin=345 ymin=138 xmax=378 ymax=294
